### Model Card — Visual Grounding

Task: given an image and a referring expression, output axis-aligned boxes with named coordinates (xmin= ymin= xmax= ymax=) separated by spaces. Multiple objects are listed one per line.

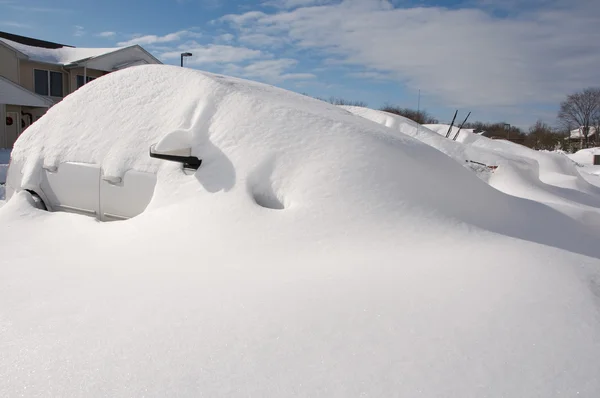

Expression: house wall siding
xmin=0 ymin=44 xmax=19 ymax=84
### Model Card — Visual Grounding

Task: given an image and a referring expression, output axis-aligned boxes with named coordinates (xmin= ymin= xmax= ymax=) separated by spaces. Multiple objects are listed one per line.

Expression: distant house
xmin=0 ymin=31 xmax=161 ymax=148
xmin=566 ymin=126 xmax=598 ymax=150
xmin=569 ymin=126 xmax=597 ymax=140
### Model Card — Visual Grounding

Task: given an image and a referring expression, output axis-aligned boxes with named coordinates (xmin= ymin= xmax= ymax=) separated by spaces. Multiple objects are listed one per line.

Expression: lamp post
xmin=504 ymin=123 xmax=511 ymax=141
xmin=180 ymin=52 xmax=192 ymax=67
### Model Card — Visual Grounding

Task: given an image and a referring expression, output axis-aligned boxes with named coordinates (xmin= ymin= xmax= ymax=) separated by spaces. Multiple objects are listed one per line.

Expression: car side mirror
xmin=149 ymin=144 xmax=202 ymax=170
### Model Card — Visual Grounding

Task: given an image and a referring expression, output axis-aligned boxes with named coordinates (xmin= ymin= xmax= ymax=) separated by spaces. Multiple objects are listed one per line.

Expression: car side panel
xmin=40 ymin=162 xmax=101 ymax=217
xmin=99 ymin=170 xmax=157 ymax=221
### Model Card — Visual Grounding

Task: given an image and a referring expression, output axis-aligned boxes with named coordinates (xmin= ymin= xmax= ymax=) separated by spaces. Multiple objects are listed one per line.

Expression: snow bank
xmin=2 ymin=65 xmax=600 ymax=397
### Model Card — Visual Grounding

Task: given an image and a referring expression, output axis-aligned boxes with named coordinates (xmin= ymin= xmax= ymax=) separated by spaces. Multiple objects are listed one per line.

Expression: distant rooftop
xmin=0 ymin=31 xmax=73 ymax=49
xmin=570 ymin=126 xmax=597 ymax=139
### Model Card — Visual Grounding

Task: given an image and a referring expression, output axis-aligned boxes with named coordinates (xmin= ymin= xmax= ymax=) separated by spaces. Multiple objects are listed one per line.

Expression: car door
xmin=40 ymin=162 xmax=101 ymax=217
xmin=99 ymin=169 xmax=157 ymax=221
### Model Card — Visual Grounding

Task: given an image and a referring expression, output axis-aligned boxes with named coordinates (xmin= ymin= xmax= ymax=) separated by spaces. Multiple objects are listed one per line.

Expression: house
xmin=569 ymin=126 xmax=597 ymax=141
xmin=562 ymin=126 xmax=598 ymax=151
xmin=0 ymin=31 xmax=162 ymax=148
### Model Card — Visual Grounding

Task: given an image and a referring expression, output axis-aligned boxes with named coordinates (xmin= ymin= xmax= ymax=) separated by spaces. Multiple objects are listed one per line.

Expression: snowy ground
xmin=1 ymin=66 xmax=600 ymax=397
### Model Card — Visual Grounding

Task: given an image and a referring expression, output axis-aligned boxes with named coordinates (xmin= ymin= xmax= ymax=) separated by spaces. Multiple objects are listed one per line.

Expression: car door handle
xmin=102 ymin=176 xmax=122 ymax=185
xmin=43 ymin=165 xmax=58 ymax=173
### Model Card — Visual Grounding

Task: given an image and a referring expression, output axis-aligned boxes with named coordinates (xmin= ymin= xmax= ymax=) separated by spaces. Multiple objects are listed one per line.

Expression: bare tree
xmin=557 ymin=87 xmax=600 ymax=149
xmin=327 ymin=97 xmax=368 ymax=107
xmin=300 ymin=94 xmax=367 ymax=107
xmin=525 ymin=120 xmax=563 ymax=150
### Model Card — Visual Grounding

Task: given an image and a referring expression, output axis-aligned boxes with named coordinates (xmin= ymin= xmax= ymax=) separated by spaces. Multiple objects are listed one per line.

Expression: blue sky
xmin=1 ymin=0 xmax=599 ymax=128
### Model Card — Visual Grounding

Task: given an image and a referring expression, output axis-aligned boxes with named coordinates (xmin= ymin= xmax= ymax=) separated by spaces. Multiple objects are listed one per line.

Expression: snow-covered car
xmin=6 ymin=122 xmax=202 ymax=221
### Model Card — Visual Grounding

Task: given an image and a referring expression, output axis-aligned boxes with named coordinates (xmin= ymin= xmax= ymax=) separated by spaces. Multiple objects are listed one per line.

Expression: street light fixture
xmin=180 ymin=52 xmax=192 ymax=67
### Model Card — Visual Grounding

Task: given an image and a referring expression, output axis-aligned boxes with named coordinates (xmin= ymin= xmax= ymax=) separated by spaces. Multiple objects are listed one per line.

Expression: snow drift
xmin=1 ymin=65 xmax=600 ymax=397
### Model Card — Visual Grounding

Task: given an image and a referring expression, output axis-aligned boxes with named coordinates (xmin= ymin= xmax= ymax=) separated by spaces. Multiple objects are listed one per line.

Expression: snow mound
xmin=2 ymin=66 xmax=600 ymax=397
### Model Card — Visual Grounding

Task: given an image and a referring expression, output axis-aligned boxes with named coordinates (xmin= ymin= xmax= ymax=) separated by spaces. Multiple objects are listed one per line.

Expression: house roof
xmin=76 ymin=45 xmax=163 ymax=71
xmin=0 ymin=37 xmax=125 ymax=66
xmin=0 ymin=31 xmax=73 ymax=49
xmin=570 ymin=127 xmax=597 ymax=139
xmin=0 ymin=76 xmax=55 ymax=107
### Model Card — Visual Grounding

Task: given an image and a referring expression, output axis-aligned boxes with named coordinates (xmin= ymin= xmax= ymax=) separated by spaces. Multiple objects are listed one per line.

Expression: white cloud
xmin=224 ymin=59 xmax=316 ymax=82
xmin=117 ymin=30 xmax=202 ymax=47
xmin=218 ymin=0 xmax=600 ymax=109
xmin=217 ymin=33 xmax=235 ymax=42
xmin=97 ymin=31 xmax=116 ymax=38
xmin=347 ymin=71 xmax=394 ymax=81
xmin=263 ymin=0 xmax=337 ymax=9
xmin=238 ymin=33 xmax=286 ymax=48
xmin=161 ymin=43 xmax=263 ymax=65
xmin=220 ymin=11 xmax=268 ymax=25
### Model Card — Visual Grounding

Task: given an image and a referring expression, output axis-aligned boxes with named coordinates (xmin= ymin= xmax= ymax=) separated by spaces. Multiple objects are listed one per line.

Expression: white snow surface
xmin=0 ymin=37 xmax=123 ymax=65
xmin=2 ymin=65 xmax=600 ymax=397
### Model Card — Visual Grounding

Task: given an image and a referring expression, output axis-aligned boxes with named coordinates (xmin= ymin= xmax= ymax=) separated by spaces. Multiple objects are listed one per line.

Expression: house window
xmin=34 ymin=69 xmax=48 ymax=96
xmin=34 ymin=69 xmax=63 ymax=97
xmin=50 ymin=72 xmax=63 ymax=97
xmin=76 ymin=75 xmax=96 ymax=89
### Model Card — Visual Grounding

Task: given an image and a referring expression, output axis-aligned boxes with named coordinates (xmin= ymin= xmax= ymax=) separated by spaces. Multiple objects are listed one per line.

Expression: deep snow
xmin=1 ymin=65 xmax=600 ymax=397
